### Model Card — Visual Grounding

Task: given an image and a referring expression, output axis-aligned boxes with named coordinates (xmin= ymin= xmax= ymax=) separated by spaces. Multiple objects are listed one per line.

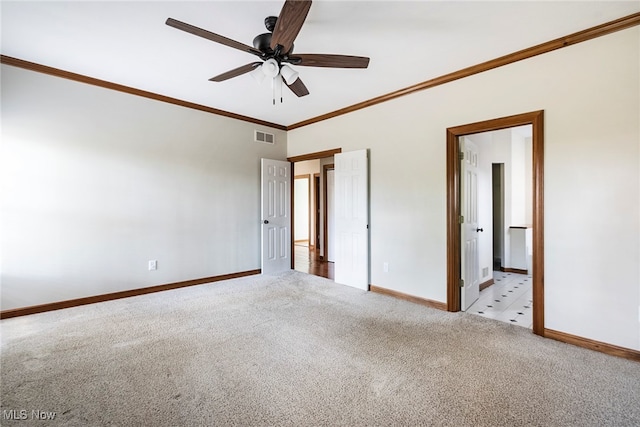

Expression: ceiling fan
xmin=166 ymin=0 xmax=369 ymax=101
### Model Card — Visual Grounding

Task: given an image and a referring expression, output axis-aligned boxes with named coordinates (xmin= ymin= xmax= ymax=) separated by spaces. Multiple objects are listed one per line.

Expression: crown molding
xmin=0 ymin=55 xmax=287 ymax=131
xmin=287 ymin=11 xmax=640 ymax=130
xmin=2 ymin=12 xmax=638 ymax=132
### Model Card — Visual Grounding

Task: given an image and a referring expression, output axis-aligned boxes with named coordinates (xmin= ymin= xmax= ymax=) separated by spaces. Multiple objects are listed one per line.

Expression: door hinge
xmin=460 ymin=279 xmax=465 ymax=288
xmin=459 ymin=152 xmax=464 ymax=160
xmin=459 ymin=215 xmax=464 ymax=224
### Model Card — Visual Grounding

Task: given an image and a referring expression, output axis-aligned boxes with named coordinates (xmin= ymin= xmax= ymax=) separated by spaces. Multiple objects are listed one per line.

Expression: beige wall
xmin=287 ymin=27 xmax=640 ymax=350
xmin=1 ymin=65 xmax=287 ymax=310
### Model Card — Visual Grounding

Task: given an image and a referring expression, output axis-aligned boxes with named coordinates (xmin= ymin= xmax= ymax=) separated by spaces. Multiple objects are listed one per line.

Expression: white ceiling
xmin=2 ymin=1 xmax=639 ymax=127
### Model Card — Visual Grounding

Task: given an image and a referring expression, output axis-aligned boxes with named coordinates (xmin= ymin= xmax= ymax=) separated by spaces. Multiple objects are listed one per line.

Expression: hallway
xmin=294 ymin=242 xmax=334 ymax=280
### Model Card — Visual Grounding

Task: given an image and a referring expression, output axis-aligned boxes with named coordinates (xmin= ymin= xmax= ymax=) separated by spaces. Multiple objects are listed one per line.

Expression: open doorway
xmin=460 ymin=125 xmax=533 ymax=328
xmin=446 ymin=110 xmax=545 ymax=336
xmin=289 ymin=150 xmax=341 ymax=280
xmin=294 ymin=174 xmax=311 ymax=248
xmin=289 ymin=148 xmax=370 ymax=290
xmin=292 ymin=160 xmax=331 ymax=279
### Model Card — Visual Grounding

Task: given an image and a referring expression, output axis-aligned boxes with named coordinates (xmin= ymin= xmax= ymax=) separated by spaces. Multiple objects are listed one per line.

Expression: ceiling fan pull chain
xmin=270 ymin=75 xmax=283 ymax=105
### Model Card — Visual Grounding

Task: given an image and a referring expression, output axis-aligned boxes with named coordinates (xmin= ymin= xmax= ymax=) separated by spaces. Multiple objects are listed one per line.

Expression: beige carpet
xmin=1 ymin=271 xmax=639 ymax=426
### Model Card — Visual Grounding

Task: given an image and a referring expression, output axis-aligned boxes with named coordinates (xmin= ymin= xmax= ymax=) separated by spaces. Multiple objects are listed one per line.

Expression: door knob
xmin=263 ymin=220 xmax=269 ymax=224
xmin=476 ymin=228 xmax=483 ymax=232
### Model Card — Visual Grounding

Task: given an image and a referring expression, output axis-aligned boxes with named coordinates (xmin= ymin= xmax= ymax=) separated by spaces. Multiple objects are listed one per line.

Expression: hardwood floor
xmin=294 ymin=243 xmax=334 ymax=280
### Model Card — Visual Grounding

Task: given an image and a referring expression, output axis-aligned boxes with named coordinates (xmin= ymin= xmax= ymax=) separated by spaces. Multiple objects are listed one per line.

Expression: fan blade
xmin=209 ymin=62 xmax=262 ymax=82
xmin=270 ymin=0 xmax=312 ymax=54
xmin=286 ymin=77 xmax=310 ymax=97
xmin=290 ymin=54 xmax=370 ymax=68
xmin=166 ymin=18 xmax=262 ymax=57
xmin=289 ymin=53 xmax=369 ymax=68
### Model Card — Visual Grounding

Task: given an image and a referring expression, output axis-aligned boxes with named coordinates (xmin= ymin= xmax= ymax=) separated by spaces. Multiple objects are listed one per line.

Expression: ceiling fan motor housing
xmin=253 ymin=16 xmax=278 ymax=53
xmin=253 ymin=33 xmax=273 ymax=53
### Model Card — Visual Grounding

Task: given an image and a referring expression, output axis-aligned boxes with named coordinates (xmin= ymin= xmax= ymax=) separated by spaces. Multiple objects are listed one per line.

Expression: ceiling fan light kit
xmin=262 ymin=58 xmax=280 ymax=78
xmin=166 ymin=0 xmax=370 ymax=103
xmin=250 ymin=65 xmax=266 ymax=84
xmin=280 ymin=65 xmax=299 ymax=85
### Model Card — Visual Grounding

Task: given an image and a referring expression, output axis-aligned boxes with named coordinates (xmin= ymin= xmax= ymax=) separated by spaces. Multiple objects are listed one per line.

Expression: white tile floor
xmin=467 ymin=271 xmax=533 ymax=328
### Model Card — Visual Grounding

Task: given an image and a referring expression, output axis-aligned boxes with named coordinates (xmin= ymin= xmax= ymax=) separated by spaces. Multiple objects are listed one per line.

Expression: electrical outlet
xmin=148 ymin=260 xmax=157 ymax=271
xmin=383 ymin=262 xmax=389 ymax=273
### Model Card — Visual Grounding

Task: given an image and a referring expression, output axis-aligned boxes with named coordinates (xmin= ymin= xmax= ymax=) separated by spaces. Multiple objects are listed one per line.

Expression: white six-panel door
xmin=334 ymin=150 xmax=369 ymax=290
xmin=261 ymin=159 xmax=291 ymax=274
xmin=461 ymin=138 xmax=480 ymax=310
